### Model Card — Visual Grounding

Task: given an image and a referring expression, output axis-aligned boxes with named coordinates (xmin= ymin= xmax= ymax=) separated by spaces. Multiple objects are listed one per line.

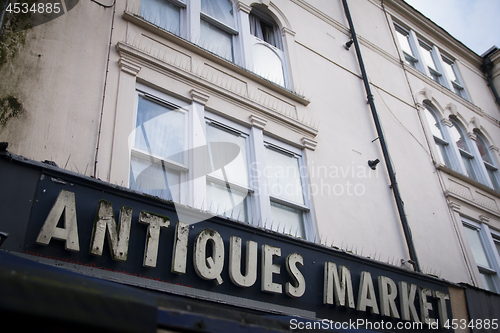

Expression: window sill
xmin=436 ymin=163 xmax=500 ymax=199
xmin=123 ymin=11 xmax=310 ymax=106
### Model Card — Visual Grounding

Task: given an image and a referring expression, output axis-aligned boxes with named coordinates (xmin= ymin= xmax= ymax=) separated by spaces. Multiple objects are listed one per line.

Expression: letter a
xmin=36 ymin=190 xmax=80 ymax=251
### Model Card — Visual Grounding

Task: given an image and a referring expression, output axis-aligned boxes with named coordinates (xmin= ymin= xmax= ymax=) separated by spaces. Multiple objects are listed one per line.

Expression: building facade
xmin=1 ymin=0 xmax=500 ymax=331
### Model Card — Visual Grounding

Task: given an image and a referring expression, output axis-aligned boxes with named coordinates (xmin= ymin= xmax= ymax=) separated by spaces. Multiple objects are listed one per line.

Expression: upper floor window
xmin=264 ymin=143 xmax=308 ymax=238
xmin=394 ymin=25 xmax=417 ymax=68
xmin=139 ymin=1 xmax=291 ymax=88
xmin=393 ymin=23 xmax=468 ymax=100
xmin=130 ymin=90 xmax=188 ymax=202
xmin=449 ymin=120 xmax=479 ymax=182
xmin=129 ymin=85 xmax=313 ymax=240
xmin=462 ymin=219 xmax=500 ymax=292
xmin=200 ymin=0 xmax=237 ymax=61
xmin=418 ymin=42 xmax=442 ymax=84
xmin=141 ymin=0 xmax=183 ymax=36
xmin=249 ymin=5 xmax=286 ymax=87
xmin=422 ymin=103 xmax=500 ymax=192
xmin=423 ymin=104 xmax=452 ymax=167
xmin=475 ymin=134 xmax=500 ymax=192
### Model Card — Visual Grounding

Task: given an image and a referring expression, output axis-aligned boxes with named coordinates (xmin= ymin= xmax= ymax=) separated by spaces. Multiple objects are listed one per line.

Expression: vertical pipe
xmin=341 ymin=0 xmax=421 ymax=272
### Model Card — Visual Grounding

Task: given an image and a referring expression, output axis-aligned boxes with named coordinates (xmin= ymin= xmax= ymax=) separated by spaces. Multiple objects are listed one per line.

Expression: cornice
xmin=116 ymin=42 xmax=318 ymax=138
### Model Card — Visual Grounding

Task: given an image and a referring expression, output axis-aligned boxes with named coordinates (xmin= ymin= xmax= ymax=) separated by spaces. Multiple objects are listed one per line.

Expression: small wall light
xmin=368 ymin=159 xmax=380 ymax=170
xmin=344 ymin=40 xmax=354 ymax=50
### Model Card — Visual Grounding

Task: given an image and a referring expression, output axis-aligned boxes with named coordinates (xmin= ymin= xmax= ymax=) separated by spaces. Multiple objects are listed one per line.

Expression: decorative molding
xmin=422 ymin=87 xmax=432 ymax=101
xmin=301 ymin=137 xmax=317 ymax=151
xmin=448 ymin=201 xmax=461 ymax=212
xmin=467 ymin=131 xmax=477 ymax=141
xmin=444 ymin=103 xmax=457 ymax=118
xmin=236 ymin=1 xmax=251 ymax=14
xmin=118 ymin=58 xmax=141 ymax=76
xmin=490 ymin=145 xmax=499 ymax=153
xmin=190 ymin=89 xmax=210 ymax=105
xmin=470 ymin=116 xmax=480 ymax=130
xmin=282 ymin=26 xmax=296 ymax=37
xmin=250 ymin=114 xmax=267 ymax=130
xmin=479 ymin=215 xmax=490 ymax=223
xmin=442 ymin=118 xmax=453 ymax=128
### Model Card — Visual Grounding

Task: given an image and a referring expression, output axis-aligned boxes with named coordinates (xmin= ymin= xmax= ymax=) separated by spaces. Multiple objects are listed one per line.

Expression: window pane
xmin=487 ymin=167 xmax=500 ymax=191
xmin=495 ymin=240 xmax=500 ymax=258
xmin=201 ymin=0 xmax=233 ymax=27
xmin=461 ymin=153 xmax=477 ymax=180
xmin=396 ymin=29 xmax=413 ymax=56
xmin=270 ymin=201 xmax=304 ymax=238
xmin=207 ymin=181 xmax=247 ymax=220
xmin=265 ymin=147 xmax=304 ymax=204
xmin=476 ymin=136 xmax=494 ymax=165
xmin=443 ymin=60 xmax=458 ymax=82
xmin=423 ymin=107 xmax=444 ymax=140
xmin=463 ymin=226 xmax=491 ymax=268
xmin=134 ymin=96 xmax=185 ymax=164
xmin=130 ymin=154 xmax=180 ymax=201
xmin=206 ymin=124 xmax=248 ymax=187
xmin=140 ymin=0 xmax=180 ymax=35
xmin=252 ymin=43 xmax=284 ymax=86
xmin=419 ymin=44 xmax=437 ymax=71
xmin=449 ymin=123 xmax=470 ymax=153
xmin=480 ymin=272 xmax=497 ymax=292
xmin=200 ymin=19 xmax=233 ymax=61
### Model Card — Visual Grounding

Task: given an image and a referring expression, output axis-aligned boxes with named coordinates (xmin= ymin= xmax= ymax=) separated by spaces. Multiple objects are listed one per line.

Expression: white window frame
xmin=261 ymin=135 xmax=314 ymax=240
xmin=131 ymin=84 xmax=190 ymax=203
xmin=394 ymin=24 xmax=418 ymax=68
xmin=247 ymin=6 xmax=289 ymax=88
xmin=129 ymin=86 xmax=314 ymax=240
xmin=462 ymin=218 xmax=500 ymax=292
xmin=392 ymin=21 xmax=469 ymax=100
xmin=473 ymin=133 xmax=500 ymax=193
xmin=139 ymin=0 xmax=240 ymax=62
xmin=204 ymin=113 xmax=254 ymax=221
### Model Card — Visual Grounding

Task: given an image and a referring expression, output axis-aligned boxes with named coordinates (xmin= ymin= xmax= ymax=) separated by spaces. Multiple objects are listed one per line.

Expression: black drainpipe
xmin=341 ymin=0 xmax=421 ymax=272
xmin=482 ymin=51 xmax=500 ymax=110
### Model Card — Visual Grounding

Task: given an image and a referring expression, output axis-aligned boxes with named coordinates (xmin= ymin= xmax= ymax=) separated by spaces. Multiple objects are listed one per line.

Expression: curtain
xmin=140 ymin=0 xmax=180 ymax=35
xmin=201 ymin=0 xmax=233 ymax=27
xmin=249 ymin=13 xmax=283 ymax=50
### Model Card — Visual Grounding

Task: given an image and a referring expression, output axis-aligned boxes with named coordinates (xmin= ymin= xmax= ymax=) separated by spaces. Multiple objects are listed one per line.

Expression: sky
xmin=403 ymin=0 xmax=500 ymax=55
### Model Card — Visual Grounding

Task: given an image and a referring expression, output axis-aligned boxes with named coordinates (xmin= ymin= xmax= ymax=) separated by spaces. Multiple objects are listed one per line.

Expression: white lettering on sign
xmin=399 ymin=281 xmax=420 ymax=322
xmin=171 ymin=221 xmax=189 ymax=274
xmin=139 ymin=211 xmax=170 ymax=267
xmin=90 ymin=200 xmax=132 ymax=261
xmin=229 ymin=236 xmax=257 ymax=287
xmin=285 ymin=253 xmax=306 ymax=298
xmin=34 ymin=190 xmax=453 ymax=325
xmin=323 ymin=263 xmax=355 ymax=308
xmin=193 ymin=228 xmax=224 ymax=285
xmin=261 ymin=244 xmax=282 ymax=294
xmin=419 ymin=287 xmax=436 ymax=325
xmin=378 ymin=276 xmax=400 ymax=318
xmin=357 ymin=271 xmax=380 ymax=314
xmin=35 ymin=190 xmax=80 ymax=251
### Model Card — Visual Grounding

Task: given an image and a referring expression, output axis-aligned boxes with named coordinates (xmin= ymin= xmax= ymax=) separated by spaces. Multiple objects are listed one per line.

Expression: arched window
xmin=249 ymin=5 xmax=286 ymax=87
xmin=475 ymin=134 xmax=500 ymax=192
xmin=423 ymin=104 xmax=452 ymax=167
xmin=449 ymin=120 xmax=479 ymax=182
